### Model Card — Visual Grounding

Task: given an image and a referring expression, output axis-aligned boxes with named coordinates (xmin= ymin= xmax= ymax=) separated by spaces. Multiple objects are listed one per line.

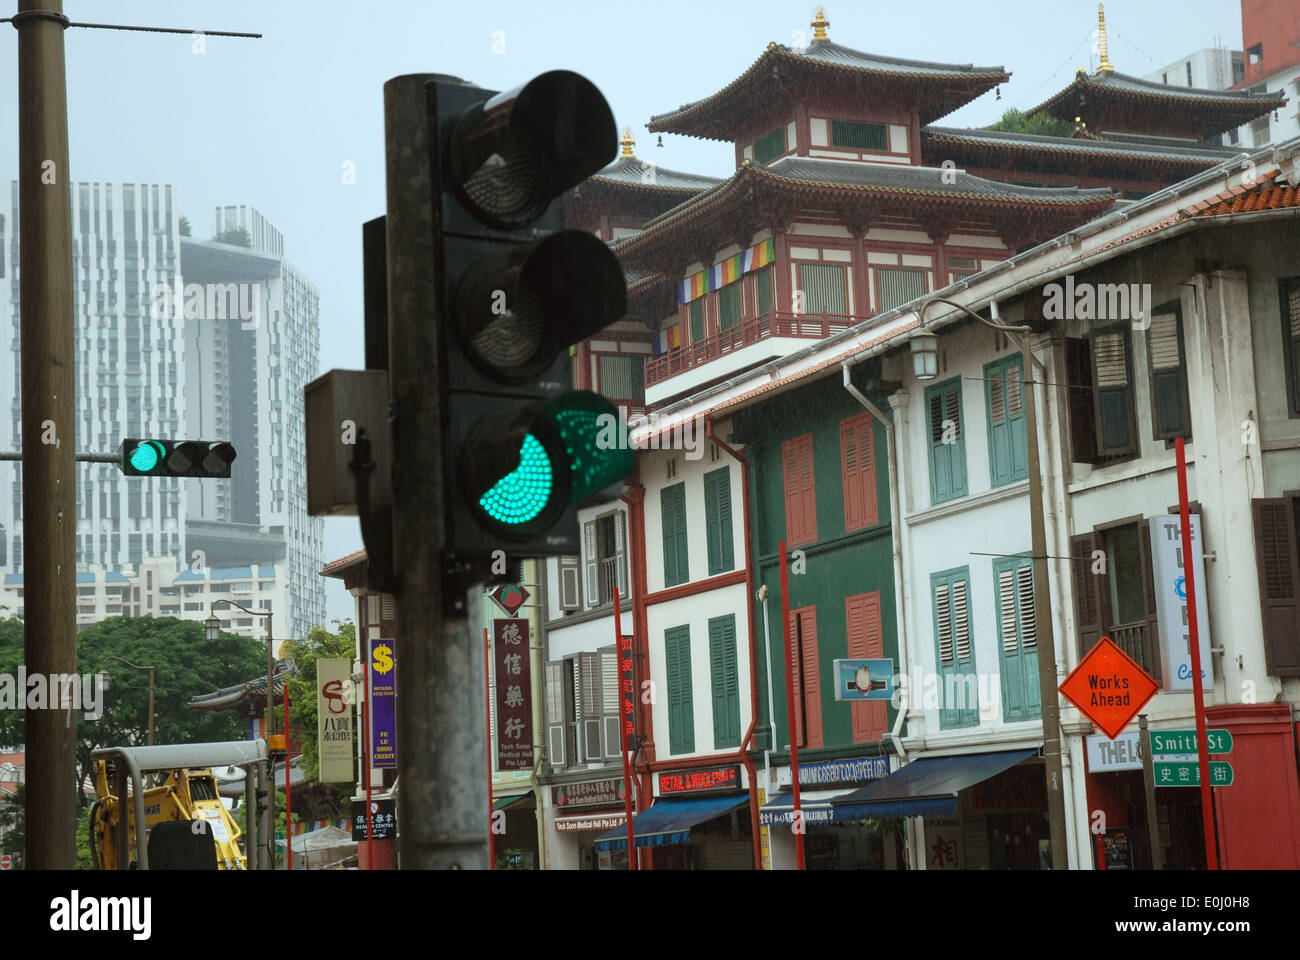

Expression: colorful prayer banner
xmin=677 ymin=237 xmax=775 ymax=304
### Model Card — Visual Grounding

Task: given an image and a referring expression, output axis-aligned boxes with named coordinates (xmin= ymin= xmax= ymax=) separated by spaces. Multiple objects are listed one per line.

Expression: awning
xmin=493 ymin=791 xmax=534 ymax=811
xmin=555 ymin=812 xmax=628 ymax=833
xmin=832 ymin=748 xmax=1038 ymax=819
xmin=593 ymin=794 xmax=748 ymax=851
xmin=758 ymin=788 xmax=858 ymax=827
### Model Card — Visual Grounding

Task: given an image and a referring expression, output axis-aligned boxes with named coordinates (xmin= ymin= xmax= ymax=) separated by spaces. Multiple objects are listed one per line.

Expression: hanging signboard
xmin=316 ymin=657 xmax=354 ymax=783
xmin=619 ymin=634 xmax=636 ymax=751
xmin=369 ymin=638 xmax=397 ymax=769
xmin=831 ymin=658 xmax=894 ymax=701
xmin=493 ymin=619 xmax=534 ymax=771
xmin=1148 ymin=515 xmax=1213 ymax=692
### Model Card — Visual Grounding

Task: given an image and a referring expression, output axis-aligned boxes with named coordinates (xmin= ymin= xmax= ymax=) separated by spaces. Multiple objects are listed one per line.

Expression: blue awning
xmin=758 ymin=788 xmax=858 ymax=827
xmin=832 ymin=748 xmax=1038 ymax=820
xmin=593 ymin=794 xmax=748 ymax=851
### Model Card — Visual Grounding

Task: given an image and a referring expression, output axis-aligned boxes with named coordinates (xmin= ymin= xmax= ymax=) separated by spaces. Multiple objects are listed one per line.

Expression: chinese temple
xmin=572 ymin=6 xmax=1288 ymax=408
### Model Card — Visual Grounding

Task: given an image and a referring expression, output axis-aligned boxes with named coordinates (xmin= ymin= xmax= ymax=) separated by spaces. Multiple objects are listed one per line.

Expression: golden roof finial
xmin=619 ymin=128 xmax=635 ymax=158
xmin=811 ymin=7 xmax=829 ymax=42
xmin=1097 ymin=3 xmax=1115 ymax=73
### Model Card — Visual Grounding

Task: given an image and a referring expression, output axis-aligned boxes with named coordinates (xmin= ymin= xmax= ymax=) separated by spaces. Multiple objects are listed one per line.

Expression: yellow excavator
xmin=89 ymin=739 xmax=272 ymax=870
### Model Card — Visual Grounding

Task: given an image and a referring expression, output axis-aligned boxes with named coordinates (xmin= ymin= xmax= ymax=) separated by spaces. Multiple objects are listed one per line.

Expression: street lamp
xmin=99 ymin=656 xmax=155 ymax=746
xmin=915 ymin=295 xmax=1066 ymax=869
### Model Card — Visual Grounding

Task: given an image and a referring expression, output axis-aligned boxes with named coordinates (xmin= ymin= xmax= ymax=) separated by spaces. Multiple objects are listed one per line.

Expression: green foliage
xmin=989 ymin=108 xmax=1076 ymax=138
xmin=0 ymin=614 xmax=266 ymax=810
xmin=284 ymin=620 xmax=356 ymax=786
xmin=0 ymin=783 xmax=24 ymax=868
xmin=178 ymin=215 xmax=192 ymax=237
xmin=214 ymin=227 xmax=252 ymax=247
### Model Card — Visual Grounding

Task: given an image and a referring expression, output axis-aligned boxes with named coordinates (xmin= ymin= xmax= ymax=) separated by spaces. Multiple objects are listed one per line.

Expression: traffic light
xmin=417 ymin=71 xmax=634 ymax=562
xmin=118 ymin=439 xmax=236 ymax=478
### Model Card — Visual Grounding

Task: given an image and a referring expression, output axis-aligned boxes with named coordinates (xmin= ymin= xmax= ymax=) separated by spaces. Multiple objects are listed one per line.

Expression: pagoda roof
xmin=589 ymin=156 xmax=723 ymax=194
xmin=923 ymin=126 xmax=1242 ymax=167
xmin=648 ymin=39 xmax=1008 ymax=141
xmin=613 ymin=155 xmax=1113 ymax=263
xmin=1027 ymin=69 xmax=1285 ymax=140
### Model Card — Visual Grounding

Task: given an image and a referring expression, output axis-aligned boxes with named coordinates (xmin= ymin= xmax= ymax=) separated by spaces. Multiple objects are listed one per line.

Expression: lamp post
xmin=914 ymin=296 xmax=1068 ymax=870
xmin=206 ymin=599 xmax=278 ymax=870
xmin=99 ymin=656 xmax=155 ymax=746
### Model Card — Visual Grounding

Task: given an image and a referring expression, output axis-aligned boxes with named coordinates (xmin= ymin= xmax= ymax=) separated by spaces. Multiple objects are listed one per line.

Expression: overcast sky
xmin=0 ymin=0 xmax=1248 ymax=627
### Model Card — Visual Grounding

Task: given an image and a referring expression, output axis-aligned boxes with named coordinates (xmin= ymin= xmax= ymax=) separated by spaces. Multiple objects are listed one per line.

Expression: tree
xmin=0 ymin=784 xmax=24 ymax=869
xmin=284 ymin=620 xmax=356 ymax=785
xmin=178 ymin=215 xmax=191 ymax=237
xmin=213 ymin=226 xmax=252 ymax=248
xmin=989 ymin=108 xmax=1077 ymax=138
xmin=0 ymin=614 xmax=266 ymax=812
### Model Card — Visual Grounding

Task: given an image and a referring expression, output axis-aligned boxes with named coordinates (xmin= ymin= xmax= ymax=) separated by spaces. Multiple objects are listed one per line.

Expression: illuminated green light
xmin=480 ymin=433 xmax=553 ymax=525
xmin=129 ymin=441 xmax=165 ymax=473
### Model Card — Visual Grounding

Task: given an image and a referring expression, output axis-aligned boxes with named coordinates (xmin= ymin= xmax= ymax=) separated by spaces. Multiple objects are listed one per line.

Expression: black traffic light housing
xmin=118 ymin=439 xmax=236 ymax=478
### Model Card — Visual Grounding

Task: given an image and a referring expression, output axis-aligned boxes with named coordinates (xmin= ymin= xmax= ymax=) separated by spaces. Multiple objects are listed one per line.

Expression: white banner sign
xmin=1148 ymin=516 xmax=1213 ymax=693
xmin=317 ymin=657 xmax=355 ymax=783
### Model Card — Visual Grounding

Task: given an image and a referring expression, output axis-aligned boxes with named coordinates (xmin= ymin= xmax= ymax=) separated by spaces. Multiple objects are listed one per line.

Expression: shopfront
xmin=549 ymin=778 xmax=630 ymax=870
xmin=592 ymin=764 xmax=753 ymax=869
xmin=493 ymin=791 xmax=540 ymax=870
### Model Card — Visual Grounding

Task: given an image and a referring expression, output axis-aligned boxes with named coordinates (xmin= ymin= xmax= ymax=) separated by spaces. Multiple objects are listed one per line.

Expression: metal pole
xmin=266 ymin=610 xmax=275 ymax=870
xmin=284 ymin=678 xmax=291 ymax=870
xmin=15 ymin=0 xmax=77 ymax=869
xmin=1175 ymin=437 xmax=1218 ymax=870
xmin=147 ymin=668 xmax=155 ymax=746
xmin=778 ymin=540 xmax=805 ymax=870
xmin=1023 ymin=332 xmax=1069 ymax=869
xmin=363 ymin=635 xmax=374 ymax=863
xmin=385 ymin=73 xmax=487 ymax=869
xmin=1139 ymin=714 xmax=1163 ymax=869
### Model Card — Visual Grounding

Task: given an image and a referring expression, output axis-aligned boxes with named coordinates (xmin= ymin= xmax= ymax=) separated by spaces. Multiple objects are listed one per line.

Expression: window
xmin=703 ymin=467 xmax=734 ymax=575
xmin=1070 ymin=523 xmax=1161 ymax=681
xmin=754 ymin=266 xmax=774 ymax=316
xmin=840 ymin=413 xmax=877 ymax=531
xmin=1068 ymin=326 xmax=1139 ymax=464
xmin=797 ymin=263 xmax=847 ymax=315
xmin=931 ymin=567 xmax=977 ymax=729
xmin=708 ymin=615 xmax=741 ymax=748
xmin=831 ymin=119 xmax=888 ymax=151
xmin=875 ymin=267 xmax=928 ymax=312
xmin=661 ymin=483 xmax=689 ymax=587
xmin=1147 ymin=302 xmax=1191 ymax=440
xmin=925 ymin=377 xmax=967 ymax=504
xmin=1252 ymin=498 xmax=1300 ymax=676
xmin=583 ymin=512 xmax=626 ymax=607
xmin=665 ymin=626 xmax=695 ymax=753
xmin=1280 ymin=279 xmax=1300 ymax=416
xmin=558 ymin=556 xmax=581 ymax=611
xmin=949 ymin=256 xmax=978 ymax=284
xmin=689 ymin=299 xmax=705 ymax=343
xmin=844 ymin=592 xmax=886 ymax=743
xmin=781 ymin=434 xmax=817 ymax=545
xmin=753 ymin=127 xmax=786 ymax=164
xmin=543 ymin=650 xmax=620 ymax=767
xmin=985 ymin=354 xmax=1028 ymax=487
xmin=1185 ymin=61 xmax=1193 ymax=86
xmin=788 ymin=606 xmax=823 ymax=748
xmin=718 ymin=281 xmax=742 ymax=331
xmin=993 ymin=556 xmax=1040 ymax=722
xmin=598 ymin=354 xmax=645 ymax=403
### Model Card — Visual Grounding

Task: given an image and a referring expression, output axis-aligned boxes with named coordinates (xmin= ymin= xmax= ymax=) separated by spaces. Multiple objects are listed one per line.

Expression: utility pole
xmin=14 ymin=0 xmax=77 ymax=869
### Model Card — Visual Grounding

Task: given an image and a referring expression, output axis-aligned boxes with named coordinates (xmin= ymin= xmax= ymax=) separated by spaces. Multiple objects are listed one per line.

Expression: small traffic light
xmin=118 ymin=439 xmax=236 ymax=478
xmin=411 ymin=70 xmax=634 ymax=562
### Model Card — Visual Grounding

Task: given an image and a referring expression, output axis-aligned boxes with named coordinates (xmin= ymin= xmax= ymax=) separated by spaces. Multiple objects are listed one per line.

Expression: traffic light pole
xmin=15 ymin=0 xmax=77 ymax=869
xmin=384 ymin=74 xmax=489 ymax=869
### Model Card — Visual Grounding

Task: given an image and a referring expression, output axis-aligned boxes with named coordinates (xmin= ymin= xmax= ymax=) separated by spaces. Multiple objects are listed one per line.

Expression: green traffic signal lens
xmin=543 ymin=393 xmax=635 ymax=502
xmin=129 ymin=441 xmax=165 ymax=473
xmin=479 ymin=433 xmax=554 ymax=526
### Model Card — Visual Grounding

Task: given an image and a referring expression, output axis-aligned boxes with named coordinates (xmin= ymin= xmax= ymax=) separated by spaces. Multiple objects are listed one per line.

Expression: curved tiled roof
xmin=924 ymin=126 xmax=1241 ymax=165
xmin=648 ymin=39 xmax=1008 ymax=140
xmin=590 ymin=156 xmax=722 ymax=193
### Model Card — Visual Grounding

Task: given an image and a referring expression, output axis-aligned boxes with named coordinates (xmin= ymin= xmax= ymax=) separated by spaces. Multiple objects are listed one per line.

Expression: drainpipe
xmin=706 ymin=419 xmax=764 ymax=871
xmin=758 ymin=586 xmax=777 ymax=784
xmin=840 ymin=363 xmax=908 ymax=762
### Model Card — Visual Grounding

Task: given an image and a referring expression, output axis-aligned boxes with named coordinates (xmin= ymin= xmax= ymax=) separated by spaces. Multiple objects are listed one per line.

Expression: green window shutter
xmin=933 ymin=567 xmax=977 ymax=729
xmin=661 ymin=483 xmax=688 ymax=587
xmin=719 ymin=282 xmax=742 ymax=331
xmin=753 ymin=127 xmax=786 ymax=164
xmin=703 ymin=467 xmax=734 ymax=575
xmin=875 ymin=267 xmax=928 ymax=312
xmin=994 ymin=557 xmax=1041 ymax=723
xmin=985 ymin=354 xmax=1028 ymax=488
xmin=1147 ymin=304 xmax=1191 ymax=441
xmin=798 ymin=263 xmax=847 ymax=316
xmin=830 ymin=119 xmax=889 ymax=151
xmin=709 ymin=615 xmax=740 ymax=748
xmin=1091 ymin=326 xmax=1138 ymax=457
xmin=665 ymin=626 xmax=694 ymax=754
xmin=926 ymin=378 xmax=967 ymax=505
xmin=689 ymin=299 xmax=705 ymax=343
xmin=756 ymin=266 xmax=774 ymax=316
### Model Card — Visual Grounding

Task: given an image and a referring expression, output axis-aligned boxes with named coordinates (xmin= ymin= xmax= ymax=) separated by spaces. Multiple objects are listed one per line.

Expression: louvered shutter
xmin=673 ymin=484 xmax=688 ymax=583
xmin=1017 ymin=564 xmax=1041 ymax=717
xmin=787 ymin=609 xmax=803 ymax=747
xmin=599 ymin=646 xmax=621 ymax=758
xmin=841 ymin=414 xmax=877 ymax=532
xmin=583 ymin=520 xmax=599 ymax=609
xmin=797 ymin=435 xmax=817 ymax=543
xmin=689 ymin=299 xmax=705 ymax=343
xmin=1138 ymin=520 xmax=1162 ymax=683
xmin=704 ymin=467 xmax=734 ymax=575
xmin=559 ymin=556 xmax=581 ymax=610
xmin=1091 ymin=327 xmax=1138 ymax=457
xmin=934 ymin=571 xmax=976 ymax=728
xmin=1065 ymin=337 xmax=1099 ymax=464
xmin=708 ymin=616 xmax=740 ymax=748
xmin=782 ymin=438 xmax=802 ymax=544
xmin=579 ymin=652 xmax=603 ymax=760
xmin=1070 ymin=533 xmax=1105 ymax=661
xmin=799 ymin=263 xmax=847 ymax=316
xmin=666 ymin=627 xmax=694 ymax=753
xmin=1283 ymin=282 xmax=1300 ymax=414
xmin=987 ymin=356 xmax=1027 ymax=486
xmin=799 ymin=610 xmax=823 ymax=748
xmin=845 ymin=592 xmax=886 ymax=743
xmin=875 ymin=267 xmax=928 ymax=312
xmin=1148 ymin=308 xmax=1191 ymax=440
xmin=996 ymin=564 xmax=1024 ymax=720
xmin=935 ymin=582 xmax=954 ymax=665
xmin=782 ymin=435 xmax=817 ymax=545
xmin=1252 ymin=499 xmax=1300 ymax=676
xmin=927 ymin=380 xmax=966 ymax=503
xmin=614 ymin=513 xmax=628 ymax=595
xmin=661 ymin=485 xmax=682 ymax=587
xmin=545 ymin=661 xmax=566 ymax=768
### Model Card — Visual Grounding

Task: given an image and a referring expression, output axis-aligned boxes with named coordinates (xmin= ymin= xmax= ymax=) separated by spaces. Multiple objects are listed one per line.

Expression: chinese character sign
xmin=317 ymin=657 xmax=354 ymax=783
xmin=619 ymin=634 xmax=636 ymax=751
xmin=369 ymin=638 xmax=397 ymax=769
xmin=494 ymin=619 xmax=534 ymax=771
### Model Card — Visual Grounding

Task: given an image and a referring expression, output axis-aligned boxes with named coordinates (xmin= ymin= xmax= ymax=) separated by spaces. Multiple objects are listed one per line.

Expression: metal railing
xmin=644 ymin=310 xmax=863 ymax=387
xmin=1107 ymin=619 xmax=1162 ymax=684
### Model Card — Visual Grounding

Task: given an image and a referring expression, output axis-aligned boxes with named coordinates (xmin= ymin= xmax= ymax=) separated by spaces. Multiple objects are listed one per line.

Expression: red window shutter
xmin=800 ymin=609 xmax=823 ymax=748
xmin=840 ymin=414 xmax=877 ymax=532
xmin=783 ymin=434 xmax=817 ymax=545
xmin=798 ymin=434 xmax=817 ymax=544
xmin=845 ymin=592 xmax=886 ymax=744
xmin=787 ymin=609 xmax=803 ymax=746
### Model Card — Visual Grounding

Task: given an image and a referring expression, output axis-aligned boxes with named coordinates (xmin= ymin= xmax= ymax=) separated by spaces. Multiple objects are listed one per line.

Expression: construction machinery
xmin=89 ymin=740 xmax=271 ymax=870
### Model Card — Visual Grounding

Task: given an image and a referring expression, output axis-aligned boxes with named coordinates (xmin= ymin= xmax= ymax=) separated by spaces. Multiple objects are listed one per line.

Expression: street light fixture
xmin=99 ymin=655 xmax=156 ymax=746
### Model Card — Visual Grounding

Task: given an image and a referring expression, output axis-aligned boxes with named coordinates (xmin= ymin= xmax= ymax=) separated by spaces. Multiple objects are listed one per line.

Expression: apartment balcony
xmin=1106 ymin=619 xmax=1163 ymax=684
xmin=644 ymin=310 xmax=859 ymax=405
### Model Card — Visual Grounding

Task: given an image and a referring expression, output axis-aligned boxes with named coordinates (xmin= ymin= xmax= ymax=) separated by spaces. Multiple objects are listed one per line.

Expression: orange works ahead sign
xmin=1058 ymin=637 xmax=1159 ymax=740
